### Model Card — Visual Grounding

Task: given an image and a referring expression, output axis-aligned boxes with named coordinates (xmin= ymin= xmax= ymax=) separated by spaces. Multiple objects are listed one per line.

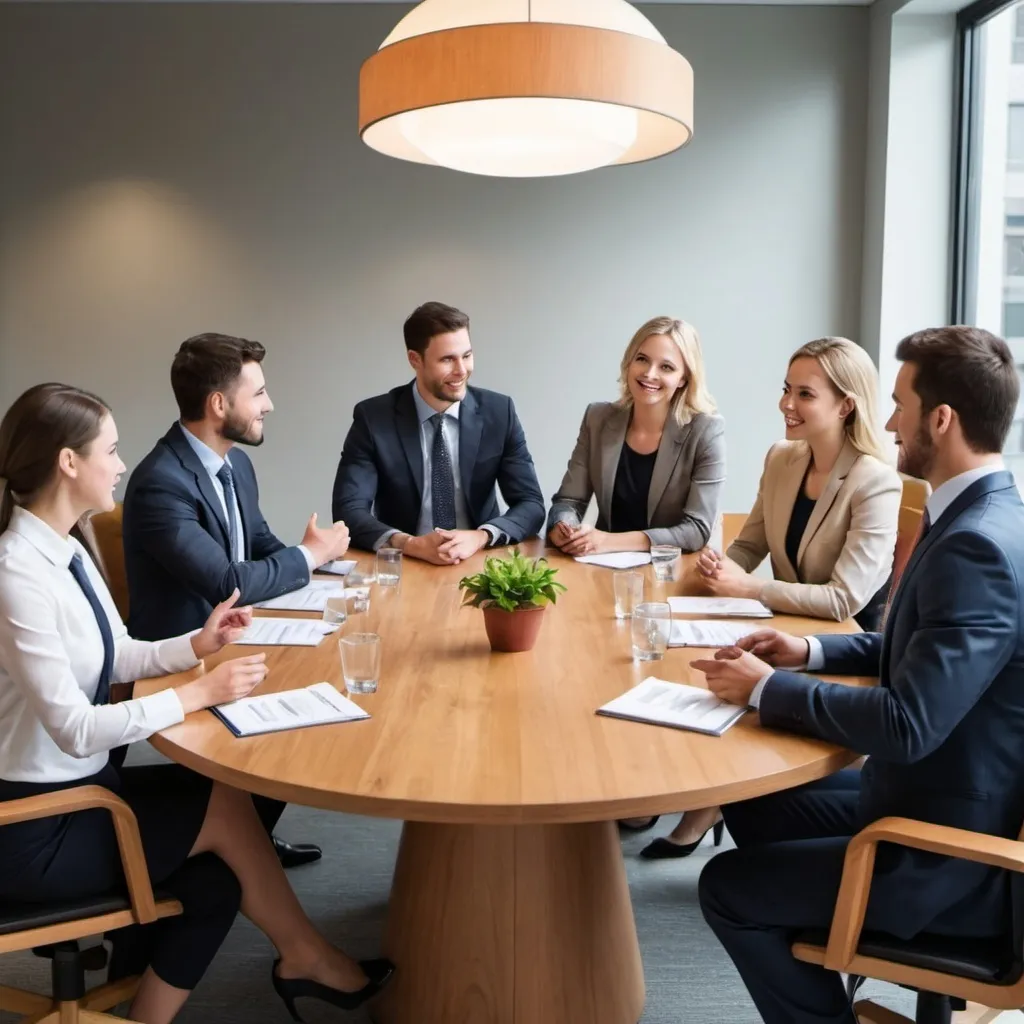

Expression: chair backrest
xmin=900 ymin=475 xmax=929 ymax=514
xmin=890 ymin=476 xmax=929 ymax=582
xmin=89 ymin=504 xmax=129 ymax=621
xmin=721 ymin=513 xmax=747 ymax=553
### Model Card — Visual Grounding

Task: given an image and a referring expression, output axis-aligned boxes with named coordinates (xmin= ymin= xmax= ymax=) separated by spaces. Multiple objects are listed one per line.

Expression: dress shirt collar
xmin=412 ymin=383 xmax=461 ymax=425
xmin=925 ymin=462 xmax=1005 ymax=525
xmin=179 ymin=423 xmax=232 ymax=476
xmin=7 ymin=506 xmax=76 ymax=568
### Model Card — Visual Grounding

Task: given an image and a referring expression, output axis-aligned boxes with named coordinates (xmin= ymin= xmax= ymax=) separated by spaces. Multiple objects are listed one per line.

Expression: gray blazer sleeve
xmin=546 ymin=404 xmax=596 ymax=533
xmin=644 ymin=416 xmax=726 ymax=551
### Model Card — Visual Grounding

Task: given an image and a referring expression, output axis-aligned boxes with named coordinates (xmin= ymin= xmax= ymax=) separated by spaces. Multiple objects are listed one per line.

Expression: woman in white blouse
xmin=0 ymin=384 xmax=393 ymax=1024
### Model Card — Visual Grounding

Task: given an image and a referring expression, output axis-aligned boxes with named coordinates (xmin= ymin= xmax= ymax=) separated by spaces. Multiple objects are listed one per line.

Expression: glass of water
xmin=322 ymin=594 xmax=348 ymax=627
xmin=376 ymin=547 xmax=402 ymax=587
xmin=345 ymin=572 xmax=372 ymax=616
xmin=613 ymin=570 xmax=644 ymax=620
xmin=650 ymin=545 xmax=682 ymax=582
xmin=339 ymin=632 xmax=381 ymax=694
xmin=631 ymin=601 xmax=671 ymax=661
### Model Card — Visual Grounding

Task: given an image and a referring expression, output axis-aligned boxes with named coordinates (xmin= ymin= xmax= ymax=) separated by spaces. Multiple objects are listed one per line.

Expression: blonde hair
xmin=617 ymin=317 xmax=717 ymax=427
xmin=788 ymin=337 xmax=889 ymax=462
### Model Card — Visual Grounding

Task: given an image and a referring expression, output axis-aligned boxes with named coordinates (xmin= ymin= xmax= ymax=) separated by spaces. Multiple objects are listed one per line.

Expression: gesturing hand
xmin=192 ymin=589 xmax=253 ymax=659
xmin=177 ymin=654 xmax=269 ymax=713
xmin=302 ymin=513 xmax=351 ymax=566
xmin=689 ymin=646 xmax=771 ymax=707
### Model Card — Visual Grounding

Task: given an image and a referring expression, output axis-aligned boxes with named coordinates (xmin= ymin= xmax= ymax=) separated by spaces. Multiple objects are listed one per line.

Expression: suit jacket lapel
xmin=796 ymin=441 xmax=860 ymax=566
xmin=647 ymin=417 xmax=683 ymax=522
xmin=767 ymin=444 xmax=811 ymax=580
xmin=396 ymin=384 xmax=424 ymax=502
xmin=599 ymin=407 xmax=630 ymax=522
xmin=162 ymin=423 xmax=232 ymax=551
xmin=458 ymin=389 xmax=482 ymax=500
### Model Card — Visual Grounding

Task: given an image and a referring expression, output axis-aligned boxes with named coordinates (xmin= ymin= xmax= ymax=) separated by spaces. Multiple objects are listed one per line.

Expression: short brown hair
xmin=895 ymin=326 xmax=1019 ymax=454
xmin=0 ymin=383 xmax=110 ymax=533
xmin=171 ymin=333 xmax=266 ymax=421
xmin=403 ymin=302 xmax=470 ymax=356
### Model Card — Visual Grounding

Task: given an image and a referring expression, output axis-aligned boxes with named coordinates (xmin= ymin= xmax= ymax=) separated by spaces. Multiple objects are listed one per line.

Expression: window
xmin=955 ymin=0 xmax=1024 ymax=482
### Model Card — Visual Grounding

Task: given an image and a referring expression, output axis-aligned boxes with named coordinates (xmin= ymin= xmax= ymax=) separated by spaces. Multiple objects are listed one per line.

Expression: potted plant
xmin=459 ymin=548 xmax=567 ymax=652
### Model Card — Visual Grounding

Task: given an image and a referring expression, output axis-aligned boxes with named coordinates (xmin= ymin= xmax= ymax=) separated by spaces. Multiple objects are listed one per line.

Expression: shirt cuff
xmin=748 ymin=672 xmax=773 ymax=708
xmin=163 ymin=632 xmax=203 ymax=672
xmin=480 ymin=525 xmax=506 ymax=548
xmin=805 ymin=636 xmax=825 ymax=671
xmin=136 ymin=686 xmax=186 ymax=730
xmin=297 ymin=544 xmax=316 ymax=574
xmin=374 ymin=529 xmax=399 ymax=552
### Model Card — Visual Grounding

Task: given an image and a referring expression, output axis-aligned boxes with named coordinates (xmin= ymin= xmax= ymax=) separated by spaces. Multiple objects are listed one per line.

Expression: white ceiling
xmin=0 ymin=0 xmax=875 ymax=7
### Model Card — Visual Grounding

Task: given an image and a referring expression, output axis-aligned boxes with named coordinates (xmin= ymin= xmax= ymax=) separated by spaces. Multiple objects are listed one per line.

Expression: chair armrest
xmin=0 ymin=785 xmax=158 ymax=925
xmin=823 ymin=816 xmax=1024 ymax=971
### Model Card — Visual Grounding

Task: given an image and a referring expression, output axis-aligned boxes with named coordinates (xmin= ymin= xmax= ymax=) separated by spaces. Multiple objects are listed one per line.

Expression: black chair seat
xmin=796 ymin=928 xmax=1023 ymax=985
xmin=0 ymin=890 xmax=173 ymax=937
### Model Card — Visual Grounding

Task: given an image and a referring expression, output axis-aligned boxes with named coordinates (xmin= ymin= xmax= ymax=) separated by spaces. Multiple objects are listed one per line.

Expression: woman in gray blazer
xmin=547 ymin=317 xmax=725 ymax=556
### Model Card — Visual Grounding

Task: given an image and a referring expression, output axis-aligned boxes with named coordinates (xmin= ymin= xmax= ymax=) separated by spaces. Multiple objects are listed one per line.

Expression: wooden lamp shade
xmin=358 ymin=1 xmax=694 ymax=178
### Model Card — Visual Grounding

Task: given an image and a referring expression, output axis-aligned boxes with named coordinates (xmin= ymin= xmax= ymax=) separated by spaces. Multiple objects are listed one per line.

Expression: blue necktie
xmin=217 ymin=462 xmax=240 ymax=560
xmin=68 ymin=554 xmax=113 ymax=706
xmin=431 ymin=414 xmax=458 ymax=531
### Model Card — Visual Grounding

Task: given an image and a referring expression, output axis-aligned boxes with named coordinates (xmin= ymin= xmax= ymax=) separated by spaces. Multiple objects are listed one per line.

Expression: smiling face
xmin=627 ymin=333 xmax=687 ymax=410
xmin=65 ymin=412 xmax=126 ymax=514
xmin=779 ymin=356 xmax=853 ymax=445
xmin=409 ymin=327 xmax=474 ymax=406
xmin=221 ymin=360 xmax=273 ymax=447
xmin=886 ymin=360 xmax=936 ymax=478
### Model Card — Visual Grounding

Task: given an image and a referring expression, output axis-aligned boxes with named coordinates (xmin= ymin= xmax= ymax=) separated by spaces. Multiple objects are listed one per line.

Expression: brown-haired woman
xmin=0 ymin=384 xmax=393 ymax=1023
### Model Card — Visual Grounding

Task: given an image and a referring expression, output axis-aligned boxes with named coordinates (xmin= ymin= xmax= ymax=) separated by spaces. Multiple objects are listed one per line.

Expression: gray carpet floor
xmin=0 ymin=796 xmax=922 ymax=1023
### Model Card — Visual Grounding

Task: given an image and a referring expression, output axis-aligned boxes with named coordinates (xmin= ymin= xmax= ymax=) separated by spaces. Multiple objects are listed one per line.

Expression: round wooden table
xmin=142 ymin=546 xmax=872 ymax=1024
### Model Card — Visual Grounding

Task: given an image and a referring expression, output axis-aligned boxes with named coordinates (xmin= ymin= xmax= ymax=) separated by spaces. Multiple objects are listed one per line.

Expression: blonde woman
xmin=547 ymin=317 xmax=725 ymax=555
xmin=639 ymin=337 xmax=901 ymax=859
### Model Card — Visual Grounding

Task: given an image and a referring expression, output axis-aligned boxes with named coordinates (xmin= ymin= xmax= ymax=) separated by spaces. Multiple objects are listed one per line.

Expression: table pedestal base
xmin=373 ymin=820 xmax=645 ymax=1024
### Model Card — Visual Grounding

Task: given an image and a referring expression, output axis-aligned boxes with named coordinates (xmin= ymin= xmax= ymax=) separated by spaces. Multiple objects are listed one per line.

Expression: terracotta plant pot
xmin=482 ymin=604 xmax=546 ymax=653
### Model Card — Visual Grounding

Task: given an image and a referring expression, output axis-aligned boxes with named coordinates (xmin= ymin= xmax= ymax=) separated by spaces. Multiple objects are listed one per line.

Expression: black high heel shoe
xmin=640 ymin=819 xmax=724 ymax=860
xmin=271 ymin=957 xmax=396 ymax=1022
xmin=617 ymin=815 xmax=660 ymax=834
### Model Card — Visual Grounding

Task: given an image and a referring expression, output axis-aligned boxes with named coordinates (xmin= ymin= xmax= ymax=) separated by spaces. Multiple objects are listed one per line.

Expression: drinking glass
xmin=650 ymin=545 xmax=682 ymax=582
xmin=345 ymin=572 xmax=372 ymax=615
xmin=613 ymin=570 xmax=644 ymax=620
xmin=376 ymin=547 xmax=402 ymax=587
xmin=339 ymin=632 xmax=381 ymax=694
xmin=322 ymin=594 xmax=348 ymax=627
xmin=631 ymin=601 xmax=671 ymax=661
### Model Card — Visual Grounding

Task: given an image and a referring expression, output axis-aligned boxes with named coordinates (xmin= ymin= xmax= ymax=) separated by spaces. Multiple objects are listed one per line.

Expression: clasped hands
xmin=695 ymin=546 xmax=762 ymax=600
xmin=404 ymin=528 xmax=490 ymax=565
xmin=548 ymin=519 xmax=614 ymax=557
xmin=690 ymin=628 xmax=811 ymax=707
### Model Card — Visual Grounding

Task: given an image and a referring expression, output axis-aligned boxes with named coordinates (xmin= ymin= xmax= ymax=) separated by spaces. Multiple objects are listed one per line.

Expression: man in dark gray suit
xmin=690 ymin=326 xmax=1024 ymax=1024
xmin=333 ymin=302 xmax=545 ymax=564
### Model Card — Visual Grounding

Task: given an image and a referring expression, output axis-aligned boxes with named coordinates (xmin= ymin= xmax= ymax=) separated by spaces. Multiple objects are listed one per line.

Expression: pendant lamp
xmin=358 ymin=0 xmax=694 ymax=178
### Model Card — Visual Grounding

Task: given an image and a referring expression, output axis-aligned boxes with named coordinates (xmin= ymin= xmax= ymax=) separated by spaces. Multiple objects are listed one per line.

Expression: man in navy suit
xmin=690 ymin=326 xmax=1024 ymax=1024
xmin=123 ymin=333 xmax=351 ymax=868
xmin=333 ymin=302 xmax=545 ymax=563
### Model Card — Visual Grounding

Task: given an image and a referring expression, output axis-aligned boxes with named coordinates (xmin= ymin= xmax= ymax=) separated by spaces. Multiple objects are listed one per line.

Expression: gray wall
xmin=0 ymin=2 xmax=869 ymax=539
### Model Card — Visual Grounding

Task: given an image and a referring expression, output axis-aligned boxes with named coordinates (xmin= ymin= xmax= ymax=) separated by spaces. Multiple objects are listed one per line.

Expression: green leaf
xmin=457 ymin=548 xmax=568 ymax=611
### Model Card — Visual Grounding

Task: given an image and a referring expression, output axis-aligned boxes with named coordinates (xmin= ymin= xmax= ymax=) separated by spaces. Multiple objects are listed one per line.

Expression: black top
xmin=611 ymin=443 xmax=658 ymax=533
xmin=784 ymin=475 xmax=889 ymax=632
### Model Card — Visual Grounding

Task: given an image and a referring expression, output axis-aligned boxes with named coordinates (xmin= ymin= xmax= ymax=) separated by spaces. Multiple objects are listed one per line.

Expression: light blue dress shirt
xmin=180 ymin=426 xmax=314 ymax=573
xmin=749 ymin=463 xmax=1006 ymax=707
xmin=374 ymin=386 xmax=505 ymax=550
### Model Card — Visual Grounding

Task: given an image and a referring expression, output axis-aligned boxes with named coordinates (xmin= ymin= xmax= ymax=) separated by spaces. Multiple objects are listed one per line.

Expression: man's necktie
xmin=431 ymin=414 xmax=458 ymax=531
xmin=217 ymin=462 xmax=240 ymax=560
xmin=68 ymin=553 xmax=114 ymax=706
xmin=882 ymin=508 xmax=931 ymax=628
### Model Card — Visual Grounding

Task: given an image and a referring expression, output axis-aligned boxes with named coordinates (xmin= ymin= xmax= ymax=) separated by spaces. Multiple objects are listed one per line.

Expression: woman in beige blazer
xmin=636 ymin=336 xmax=901 ymax=859
xmin=547 ymin=317 xmax=726 ymax=555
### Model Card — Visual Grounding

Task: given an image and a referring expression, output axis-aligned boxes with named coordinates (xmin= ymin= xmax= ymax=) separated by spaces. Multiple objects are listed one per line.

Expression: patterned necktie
xmin=431 ymin=413 xmax=458 ymax=531
xmin=882 ymin=508 xmax=931 ymax=628
xmin=68 ymin=553 xmax=113 ymax=706
xmin=217 ymin=462 xmax=240 ymax=560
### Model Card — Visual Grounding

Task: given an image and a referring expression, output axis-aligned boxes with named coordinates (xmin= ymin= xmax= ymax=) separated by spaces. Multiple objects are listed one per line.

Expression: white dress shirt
xmin=749 ymin=463 xmax=1005 ymax=707
xmin=180 ymin=425 xmax=315 ymax=573
xmin=374 ymin=384 xmax=505 ymax=549
xmin=0 ymin=507 xmax=199 ymax=782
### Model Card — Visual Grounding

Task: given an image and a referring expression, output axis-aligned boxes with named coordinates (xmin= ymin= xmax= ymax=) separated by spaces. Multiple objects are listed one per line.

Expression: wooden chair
xmin=0 ymin=785 xmax=183 ymax=1024
xmin=88 ymin=504 xmax=129 ymax=622
xmin=791 ymin=816 xmax=1024 ymax=1024
xmin=892 ymin=477 xmax=929 ymax=581
xmin=721 ymin=512 xmax=748 ymax=553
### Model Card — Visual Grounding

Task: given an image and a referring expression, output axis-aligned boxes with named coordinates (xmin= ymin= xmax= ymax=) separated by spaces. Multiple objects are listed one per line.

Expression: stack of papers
xmin=234 ymin=617 xmax=340 ymax=647
xmin=669 ymin=620 xmax=754 ymax=648
xmin=575 ymin=552 xmax=652 ymax=569
xmin=667 ymin=596 xmax=772 ymax=618
xmin=213 ymin=682 xmax=370 ymax=737
xmin=597 ymin=677 xmax=746 ymax=736
xmin=255 ymin=580 xmax=345 ymax=612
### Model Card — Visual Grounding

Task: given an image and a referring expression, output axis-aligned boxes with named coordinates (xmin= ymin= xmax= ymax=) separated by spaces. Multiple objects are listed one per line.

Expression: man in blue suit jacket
xmin=123 ymin=333 xmax=351 ymax=868
xmin=333 ymin=302 xmax=545 ymax=563
xmin=690 ymin=326 xmax=1024 ymax=1024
